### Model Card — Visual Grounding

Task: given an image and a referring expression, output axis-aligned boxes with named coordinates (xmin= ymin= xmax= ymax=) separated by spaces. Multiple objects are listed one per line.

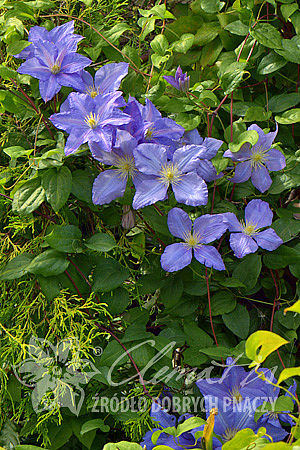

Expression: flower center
xmin=84 ymin=112 xmax=100 ymax=129
xmin=145 ymin=126 xmax=156 ymax=139
xmin=50 ymin=64 xmax=61 ymax=74
xmin=250 ymin=146 xmax=268 ymax=169
xmin=183 ymin=231 xmax=202 ymax=249
xmin=241 ymin=220 xmax=258 ymax=236
xmin=87 ymin=85 xmax=98 ymax=98
xmin=229 ymin=386 xmax=243 ymax=403
xmin=115 ymin=155 xmax=136 ymax=180
xmin=158 ymin=162 xmax=183 ymax=186
xmin=222 ymin=427 xmax=239 ymax=442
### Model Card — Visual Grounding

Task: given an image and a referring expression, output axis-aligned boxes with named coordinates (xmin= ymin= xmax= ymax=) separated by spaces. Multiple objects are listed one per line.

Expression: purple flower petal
xmin=229 ymin=233 xmax=258 ymax=258
xmin=65 ymin=129 xmax=90 ymax=155
xmin=133 ymin=143 xmax=166 ymax=175
xmin=92 ymin=170 xmax=127 ymax=205
xmin=254 ymin=228 xmax=283 ymax=251
xmin=249 ymin=123 xmax=278 ymax=152
xmin=39 ymin=76 xmax=60 ymax=102
xmin=167 ymin=207 xmax=192 ymax=239
xmin=222 ymin=212 xmax=242 ymax=232
xmin=161 ymin=243 xmax=192 ymax=272
xmin=193 ymin=214 xmax=227 ymax=244
xmin=194 ymin=245 xmax=225 ymax=270
xmin=151 ymin=118 xmax=184 ymax=140
xmin=57 ymin=72 xmax=92 ymax=91
xmin=172 ymin=172 xmax=208 ymax=206
xmin=143 ymin=99 xmax=162 ymax=122
xmin=201 ymin=137 xmax=223 ymax=159
xmin=223 ymin=143 xmax=252 ymax=161
xmin=173 ymin=145 xmax=205 ymax=173
xmin=50 ymin=111 xmax=84 ymax=133
xmin=245 ymin=199 xmax=273 ymax=229
xmin=265 ymin=148 xmax=286 ymax=171
xmin=197 ymin=160 xmax=223 ymax=182
xmin=230 ymin=161 xmax=252 ymax=183
xmin=61 ymin=53 xmax=91 ymax=74
xmin=94 ymin=62 xmax=129 ymax=94
xmin=88 ymin=126 xmax=113 ymax=152
xmin=17 ymin=57 xmax=50 ymax=80
xmin=163 ymin=75 xmax=180 ymax=90
xmin=90 ymin=142 xmax=118 ymax=164
xmin=132 ymin=174 xmax=167 ymax=209
xmin=251 ymin=165 xmax=272 ymax=193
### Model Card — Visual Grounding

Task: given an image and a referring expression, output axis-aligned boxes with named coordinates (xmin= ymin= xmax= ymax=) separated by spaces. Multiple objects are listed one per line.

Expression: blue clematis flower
xmin=222 ymin=199 xmax=283 ymax=259
xmin=132 ymin=143 xmax=208 ymax=209
xmin=121 ymin=97 xmax=184 ymax=156
xmin=91 ymin=130 xmax=138 ymax=205
xmin=196 ymin=357 xmax=291 ymax=447
xmin=140 ymin=403 xmax=200 ymax=449
xmin=78 ymin=62 xmax=129 ymax=98
xmin=160 ymin=207 xmax=226 ymax=272
xmin=177 ymin=129 xmax=224 ymax=182
xmin=17 ymin=40 xmax=91 ymax=102
xmin=14 ymin=21 xmax=83 ymax=59
xmin=164 ymin=66 xmax=190 ymax=92
xmin=223 ymin=124 xmax=286 ymax=193
xmin=50 ymin=92 xmax=131 ymax=154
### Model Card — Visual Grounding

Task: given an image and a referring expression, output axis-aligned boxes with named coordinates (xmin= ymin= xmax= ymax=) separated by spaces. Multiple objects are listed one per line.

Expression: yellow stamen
xmin=87 ymin=85 xmax=98 ymax=98
xmin=222 ymin=427 xmax=239 ymax=442
xmin=50 ymin=64 xmax=61 ymax=74
xmin=229 ymin=386 xmax=243 ymax=403
xmin=158 ymin=162 xmax=183 ymax=186
xmin=115 ymin=155 xmax=136 ymax=180
xmin=84 ymin=112 xmax=100 ymax=129
xmin=241 ymin=220 xmax=257 ymax=236
xmin=250 ymin=146 xmax=268 ymax=169
xmin=183 ymin=231 xmax=202 ymax=249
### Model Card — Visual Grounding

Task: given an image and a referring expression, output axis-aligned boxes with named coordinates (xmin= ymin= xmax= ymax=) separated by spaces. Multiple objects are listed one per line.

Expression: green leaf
xmin=27 ymin=250 xmax=69 ymax=277
xmin=263 ymin=245 xmax=300 ymax=269
xmin=229 ymin=130 xmax=259 ymax=153
xmin=275 ymin=108 xmax=300 ymax=124
xmin=275 ymin=36 xmax=300 ymax=64
xmin=245 ymin=330 xmax=288 ymax=367
xmin=284 ymin=300 xmax=300 ymax=315
xmin=269 ymin=93 xmax=300 ymax=113
xmin=222 ymin=428 xmax=269 ymax=449
xmin=194 ymin=22 xmax=221 ymax=47
xmin=0 ymin=65 xmax=18 ymax=80
xmin=15 ymin=446 xmax=46 ymax=450
xmin=250 ymin=23 xmax=282 ymax=49
xmin=160 ymin=276 xmax=183 ymax=309
xmin=41 ymin=167 xmax=72 ymax=212
xmin=106 ymin=288 xmax=130 ymax=315
xmin=257 ymin=52 xmax=287 ymax=75
xmin=222 ymin=304 xmax=250 ymax=339
xmin=244 ymin=106 xmax=271 ymax=122
xmin=80 ymin=419 xmax=109 ymax=435
xmin=0 ymin=253 xmax=34 ymax=280
xmin=225 ymin=20 xmax=249 ymax=36
xmin=151 ymin=34 xmax=168 ymax=56
xmin=3 ymin=146 xmax=33 ymax=159
xmin=271 ymin=218 xmax=300 ymax=242
xmin=206 ymin=291 xmax=236 ymax=316
xmin=85 ymin=233 xmax=116 ymax=252
xmin=221 ymin=61 xmax=248 ymax=95
xmin=172 ymin=33 xmax=194 ymax=53
xmin=278 ymin=367 xmax=300 ymax=385
xmin=194 ymin=0 xmax=225 ymax=14
xmin=177 ymin=417 xmax=206 ymax=436
xmin=45 ymin=225 xmax=82 ymax=253
xmin=232 ymin=254 xmax=262 ymax=291
xmin=92 ymin=257 xmax=129 ymax=292
xmin=103 ymin=443 xmax=143 ymax=450
xmin=12 ymin=178 xmax=45 ymax=215
xmin=281 ymin=3 xmax=299 ymax=21
xmin=71 ymin=169 xmax=93 ymax=203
